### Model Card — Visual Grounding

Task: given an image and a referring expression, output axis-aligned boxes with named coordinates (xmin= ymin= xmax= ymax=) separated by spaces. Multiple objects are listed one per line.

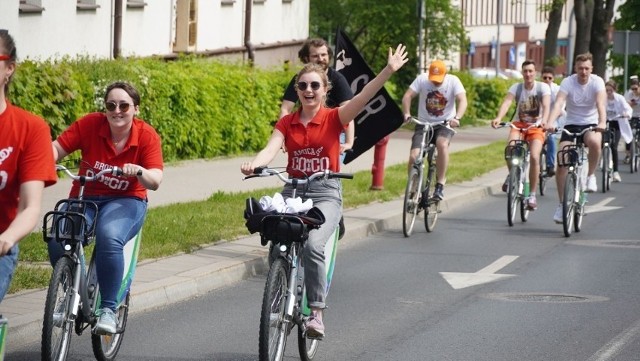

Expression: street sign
xmin=612 ymin=31 xmax=640 ymax=55
xmin=469 ymin=42 xmax=476 ymax=56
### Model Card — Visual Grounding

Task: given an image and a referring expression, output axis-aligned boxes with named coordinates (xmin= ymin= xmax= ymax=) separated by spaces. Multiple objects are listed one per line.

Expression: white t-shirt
xmin=409 ymin=73 xmax=466 ymax=123
xmin=624 ymin=89 xmax=640 ymax=117
xmin=507 ymin=81 xmax=550 ymax=124
xmin=559 ymin=74 xmax=605 ymax=126
xmin=547 ymin=81 xmax=566 ymax=127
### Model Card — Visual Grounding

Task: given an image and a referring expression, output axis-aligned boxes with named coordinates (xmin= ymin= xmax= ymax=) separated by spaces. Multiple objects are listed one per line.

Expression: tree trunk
xmin=543 ymin=0 xmax=565 ymax=67
xmin=573 ymin=0 xmax=595 ymax=70
xmin=589 ymin=0 xmax=616 ymax=77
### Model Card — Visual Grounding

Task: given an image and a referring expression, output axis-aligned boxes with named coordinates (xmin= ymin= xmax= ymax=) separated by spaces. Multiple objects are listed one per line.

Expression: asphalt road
xmin=8 ymin=170 xmax=640 ymax=361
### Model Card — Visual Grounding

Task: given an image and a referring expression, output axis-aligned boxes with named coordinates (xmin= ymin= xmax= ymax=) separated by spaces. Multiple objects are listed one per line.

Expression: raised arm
xmin=338 ymin=44 xmax=408 ymax=125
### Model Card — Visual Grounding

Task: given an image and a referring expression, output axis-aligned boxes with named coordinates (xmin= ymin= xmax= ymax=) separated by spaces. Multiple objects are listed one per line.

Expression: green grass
xmin=9 ymin=140 xmax=505 ymax=294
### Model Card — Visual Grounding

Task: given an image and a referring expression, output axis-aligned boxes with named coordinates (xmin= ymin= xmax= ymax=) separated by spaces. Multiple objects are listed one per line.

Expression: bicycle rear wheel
xmin=423 ymin=166 xmax=438 ymax=232
xmin=41 ymin=256 xmax=75 ymax=361
xmin=631 ymin=136 xmax=637 ymax=174
xmin=539 ymin=150 xmax=547 ymax=196
xmin=562 ymin=173 xmax=576 ymax=237
xmin=259 ymin=258 xmax=289 ymax=361
xmin=506 ymin=167 xmax=519 ymax=227
xmin=601 ymin=146 xmax=610 ymax=193
xmin=91 ymin=292 xmax=129 ymax=361
xmin=402 ymin=168 xmax=422 ymax=237
xmin=297 ymin=325 xmax=319 ymax=361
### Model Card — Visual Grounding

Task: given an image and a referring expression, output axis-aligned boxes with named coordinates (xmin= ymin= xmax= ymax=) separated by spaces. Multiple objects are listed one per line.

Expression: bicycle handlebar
xmin=56 ymin=164 xmax=142 ymax=180
xmin=558 ymin=126 xmax=597 ymax=137
xmin=498 ymin=122 xmax=542 ymax=131
xmin=244 ymin=167 xmax=353 ymax=184
xmin=407 ymin=116 xmax=457 ymax=133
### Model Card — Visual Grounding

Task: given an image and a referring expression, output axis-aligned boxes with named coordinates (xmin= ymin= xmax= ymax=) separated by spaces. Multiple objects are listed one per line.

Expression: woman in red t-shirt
xmin=241 ymin=44 xmax=408 ymax=338
xmin=0 ymin=30 xmax=57 ymax=303
xmin=49 ymin=81 xmax=164 ymax=334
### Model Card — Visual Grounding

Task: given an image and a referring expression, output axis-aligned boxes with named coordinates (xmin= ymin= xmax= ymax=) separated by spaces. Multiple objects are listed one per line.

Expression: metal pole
xmin=495 ymin=0 xmax=501 ymax=75
xmin=567 ymin=5 xmax=575 ymax=75
xmin=418 ymin=0 xmax=425 ymax=73
xmin=624 ymin=30 xmax=629 ymax=92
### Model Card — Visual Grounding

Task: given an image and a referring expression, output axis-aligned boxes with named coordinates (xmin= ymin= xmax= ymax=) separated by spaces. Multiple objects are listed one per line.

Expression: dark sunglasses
xmin=542 ymin=76 xmax=553 ymax=80
xmin=105 ymin=101 xmax=132 ymax=112
xmin=297 ymin=81 xmax=321 ymax=91
xmin=0 ymin=55 xmax=10 ymax=61
xmin=632 ymin=87 xmax=639 ymax=91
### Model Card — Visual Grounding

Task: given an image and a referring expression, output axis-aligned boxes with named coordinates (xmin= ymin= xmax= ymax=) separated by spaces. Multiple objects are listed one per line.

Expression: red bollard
xmin=370 ymin=135 xmax=389 ymax=190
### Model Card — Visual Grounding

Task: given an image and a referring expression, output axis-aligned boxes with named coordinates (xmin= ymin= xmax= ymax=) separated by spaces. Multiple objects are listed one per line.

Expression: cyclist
xmin=241 ymin=44 xmax=408 ymax=339
xmin=279 ymin=38 xmax=354 ymax=239
xmin=541 ymin=66 xmax=565 ymax=177
xmin=604 ymin=80 xmax=633 ymax=182
xmin=402 ymin=59 xmax=467 ymax=201
xmin=624 ymin=76 xmax=640 ymax=163
xmin=0 ymin=29 xmax=57 ymax=303
xmin=48 ymin=81 xmax=164 ymax=334
xmin=546 ymin=52 xmax=606 ymax=223
xmin=491 ymin=59 xmax=550 ymax=211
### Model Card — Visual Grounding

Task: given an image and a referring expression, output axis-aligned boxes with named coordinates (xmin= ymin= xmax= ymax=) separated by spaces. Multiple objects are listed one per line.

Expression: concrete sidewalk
xmin=2 ymin=126 xmax=505 ymax=349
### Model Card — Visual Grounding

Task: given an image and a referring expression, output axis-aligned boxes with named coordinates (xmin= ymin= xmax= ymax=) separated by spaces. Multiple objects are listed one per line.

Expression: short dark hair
xmin=298 ymin=38 xmax=333 ymax=63
xmin=521 ymin=59 xmax=536 ymax=69
xmin=104 ymin=81 xmax=141 ymax=106
xmin=575 ymin=52 xmax=593 ymax=63
xmin=605 ymin=80 xmax=617 ymax=91
xmin=541 ymin=66 xmax=555 ymax=75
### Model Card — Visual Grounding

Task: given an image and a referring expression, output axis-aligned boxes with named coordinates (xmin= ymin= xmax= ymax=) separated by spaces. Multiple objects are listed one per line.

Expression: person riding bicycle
xmin=402 ymin=60 xmax=467 ymax=201
xmin=624 ymin=76 xmax=640 ymax=163
xmin=0 ymin=29 xmax=57 ymax=303
xmin=241 ymin=44 xmax=408 ymax=339
xmin=491 ymin=59 xmax=550 ymax=211
xmin=541 ymin=66 xmax=565 ymax=178
xmin=604 ymin=80 xmax=633 ymax=183
xmin=47 ymin=81 xmax=164 ymax=334
xmin=545 ymin=52 xmax=607 ymax=224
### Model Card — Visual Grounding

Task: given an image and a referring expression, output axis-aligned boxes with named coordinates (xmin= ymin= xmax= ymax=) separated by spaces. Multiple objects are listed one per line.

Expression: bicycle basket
xmin=557 ymin=145 xmax=579 ymax=167
xmin=43 ymin=199 xmax=98 ymax=246
xmin=504 ymin=140 xmax=527 ymax=162
xmin=259 ymin=207 xmax=325 ymax=247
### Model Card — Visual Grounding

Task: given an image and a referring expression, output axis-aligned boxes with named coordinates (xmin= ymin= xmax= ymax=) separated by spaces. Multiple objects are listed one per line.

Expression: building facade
xmin=1 ymin=0 xmax=309 ymax=68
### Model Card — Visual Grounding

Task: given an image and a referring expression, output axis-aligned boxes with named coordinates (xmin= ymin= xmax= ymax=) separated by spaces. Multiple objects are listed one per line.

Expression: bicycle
xmin=538 ymin=134 xmax=554 ymax=196
xmin=499 ymin=122 xmax=541 ymax=226
xmin=244 ymin=167 xmax=352 ymax=361
xmin=600 ymin=119 xmax=616 ymax=193
xmin=630 ymin=117 xmax=640 ymax=174
xmin=557 ymin=126 xmax=595 ymax=237
xmin=41 ymin=164 xmax=143 ymax=361
xmin=402 ymin=117 xmax=454 ymax=237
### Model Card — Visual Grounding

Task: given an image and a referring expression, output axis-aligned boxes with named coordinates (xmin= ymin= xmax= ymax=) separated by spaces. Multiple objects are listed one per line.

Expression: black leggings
xmin=608 ymin=121 xmax=622 ymax=171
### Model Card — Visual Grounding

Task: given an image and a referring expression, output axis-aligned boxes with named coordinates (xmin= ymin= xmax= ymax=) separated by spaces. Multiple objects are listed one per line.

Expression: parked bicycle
xmin=41 ymin=164 xmax=142 ymax=361
xmin=557 ymin=127 xmax=594 ymax=237
xmin=499 ymin=122 xmax=541 ymax=226
xmin=244 ymin=167 xmax=352 ymax=361
xmin=402 ymin=116 xmax=454 ymax=237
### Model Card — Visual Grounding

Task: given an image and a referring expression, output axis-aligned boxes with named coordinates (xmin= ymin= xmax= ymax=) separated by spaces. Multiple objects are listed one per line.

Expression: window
xmin=77 ymin=0 xmax=100 ymax=11
xmin=127 ymin=0 xmax=147 ymax=9
xmin=221 ymin=0 xmax=235 ymax=5
xmin=19 ymin=0 xmax=44 ymax=13
xmin=253 ymin=0 xmax=266 ymax=4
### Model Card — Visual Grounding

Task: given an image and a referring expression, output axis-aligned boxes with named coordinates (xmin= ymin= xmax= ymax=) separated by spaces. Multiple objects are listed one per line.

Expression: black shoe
xmin=432 ymin=183 xmax=444 ymax=201
xmin=546 ymin=168 xmax=555 ymax=177
xmin=501 ymin=176 xmax=509 ymax=192
xmin=338 ymin=216 xmax=345 ymax=240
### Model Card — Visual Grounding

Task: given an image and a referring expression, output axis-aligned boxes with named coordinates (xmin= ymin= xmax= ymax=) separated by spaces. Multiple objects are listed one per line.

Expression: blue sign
xmin=509 ymin=46 xmax=515 ymax=65
xmin=469 ymin=42 xmax=476 ymax=55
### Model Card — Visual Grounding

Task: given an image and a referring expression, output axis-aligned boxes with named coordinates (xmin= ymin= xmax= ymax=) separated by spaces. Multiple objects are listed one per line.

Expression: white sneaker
xmin=553 ymin=204 xmax=563 ymax=224
xmin=612 ymin=171 xmax=621 ymax=183
xmin=585 ymin=174 xmax=597 ymax=193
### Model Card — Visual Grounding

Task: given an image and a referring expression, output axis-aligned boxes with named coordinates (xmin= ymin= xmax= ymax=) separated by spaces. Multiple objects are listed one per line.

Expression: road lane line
xmin=587 ymin=318 xmax=640 ymax=361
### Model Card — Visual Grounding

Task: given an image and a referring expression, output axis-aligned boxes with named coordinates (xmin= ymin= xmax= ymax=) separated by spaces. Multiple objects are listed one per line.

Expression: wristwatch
xmin=453 ymin=116 xmax=461 ymax=120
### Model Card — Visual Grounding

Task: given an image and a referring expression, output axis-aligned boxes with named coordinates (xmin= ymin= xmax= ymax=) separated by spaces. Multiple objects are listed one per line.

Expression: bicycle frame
xmin=0 ymin=316 xmax=6 ymax=360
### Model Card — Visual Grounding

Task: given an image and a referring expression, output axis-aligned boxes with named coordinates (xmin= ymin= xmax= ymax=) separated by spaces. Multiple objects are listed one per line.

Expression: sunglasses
xmin=105 ymin=101 xmax=132 ymax=112
xmin=297 ymin=81 xmax=321 ymax=91
xmin=0 ymin=55 xmax=10 ymax=61
xmin=632 ymin=87 xmax=639 ymax=91
xmin=542 ymin=76 xmax=553 ymax=80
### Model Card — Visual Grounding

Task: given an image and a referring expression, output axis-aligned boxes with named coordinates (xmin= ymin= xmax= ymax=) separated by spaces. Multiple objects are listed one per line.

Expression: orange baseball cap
xmin=428 ymin=60 xmax=447 ymax=83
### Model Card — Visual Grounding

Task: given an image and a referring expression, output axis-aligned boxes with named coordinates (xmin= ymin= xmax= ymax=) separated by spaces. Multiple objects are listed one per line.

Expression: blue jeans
xmin=339 ymin=131 xmax=347 ymax=164
xmin=48 ymin=196 xmax=147 ymax=311
xmin=0 ymin=245 xmax=18 ymax=303
xmin=546 ymin=133 xmax=557 ymax=169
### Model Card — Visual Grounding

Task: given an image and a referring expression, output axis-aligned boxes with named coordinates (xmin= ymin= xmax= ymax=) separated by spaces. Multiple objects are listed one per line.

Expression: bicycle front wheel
xmin=297 ymin=324 xmax=319 ymax=361
xmin=402 ymin=168 xmax=422 ymax=237
xmin=562 ymin=173 xmax=576 ymax=237
xmin=41 ymin=256 xmax=75 ymax=361
xmin=601 ymin=146 xmax=610 ymax=193
xmin=631 ymin=136 xmax=638 ymax=174
xmin=506 ymin=167 xmax=519 ymax=227
xmin=91 ymin=292 xmax=129 ymax=361
xmin=259 ymin=258 xmax=290 ymax=361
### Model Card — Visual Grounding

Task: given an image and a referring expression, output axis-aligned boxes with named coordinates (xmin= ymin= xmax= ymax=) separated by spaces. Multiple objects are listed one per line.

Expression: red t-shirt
xmin=0 ymin=100 xmax=57 ymax=232
xmin=275 ymin=107 xmax=343 ymax=178
xmin=56 ymin=112 xmax=164 ymax=199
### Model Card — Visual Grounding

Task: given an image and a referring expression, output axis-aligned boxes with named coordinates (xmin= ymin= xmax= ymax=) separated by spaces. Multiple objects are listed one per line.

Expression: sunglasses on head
xmin=0 ymin=55 xmax=10 ymax=61
xmin=542 ymin=76 xmax=553 ymax=80
xmin=105 ymin=101 xmax=132 ymax=112
xmin=297 ymin=81 xmax=321 ymax=91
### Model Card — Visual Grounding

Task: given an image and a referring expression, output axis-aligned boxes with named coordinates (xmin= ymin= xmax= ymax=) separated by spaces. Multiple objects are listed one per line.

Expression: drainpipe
xmin=113 ymin=0 xmax=123 ymax=59
xmin=244 ymin=0 xmax=255 ymax=64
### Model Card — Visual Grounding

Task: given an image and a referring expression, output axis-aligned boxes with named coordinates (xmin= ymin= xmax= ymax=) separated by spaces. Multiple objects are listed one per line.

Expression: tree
xmin=589 ymin=0 xmax=616 ymax=77
xmin=310 ymin=0 xmax=466 ymax=90
xmin=542 ymin=0 xmax=566 ymax=67
xmin=611 ymin=0 xmax=640 ymax=84
xmin=573 ymin=0 xmax=594 ymax=61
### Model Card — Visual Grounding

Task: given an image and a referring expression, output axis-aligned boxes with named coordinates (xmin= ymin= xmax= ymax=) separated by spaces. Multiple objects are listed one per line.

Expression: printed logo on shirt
xmin=89 ymin=161 xmax=131 ymax=191
xmin=291 ymin=147 xmax=329 ymax=174
xmin=0 ymin=147 xmax=14 ymax=166
xmin=425 ymin=91 xmax=447 ymax=117
xmin=518 ymin=94 xmax=542 ymax=123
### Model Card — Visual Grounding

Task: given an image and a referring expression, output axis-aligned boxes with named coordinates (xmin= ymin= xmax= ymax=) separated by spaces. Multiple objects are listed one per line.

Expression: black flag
xmin=334 ymin=29 xmax=404 ymax=164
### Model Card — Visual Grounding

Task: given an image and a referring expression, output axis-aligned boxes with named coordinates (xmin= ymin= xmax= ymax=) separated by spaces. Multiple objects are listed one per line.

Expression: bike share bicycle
xmin=556 ymin=127 xmax=595 ymax=237
xmin=629 ymin=118 xmax=640 ymax=173
xmin=243 ymin=167 xmax=352 ymax=361
xmin=402 ymin=117 xmax=454 ymax=237
xmin=600 ymin=119 xmax=617 ymax=193
xmin=498 ymin=123 xmax=543 ymax=226
xmin=41 ymin=164 xmax=142 ymax=361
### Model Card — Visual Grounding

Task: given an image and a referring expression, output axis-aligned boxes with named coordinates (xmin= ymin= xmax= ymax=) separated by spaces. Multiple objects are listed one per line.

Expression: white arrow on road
xmin=586 ymin=197 xmax=622 ymax=214
xmin=440 ymin=255 xmax=518 ymax=290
